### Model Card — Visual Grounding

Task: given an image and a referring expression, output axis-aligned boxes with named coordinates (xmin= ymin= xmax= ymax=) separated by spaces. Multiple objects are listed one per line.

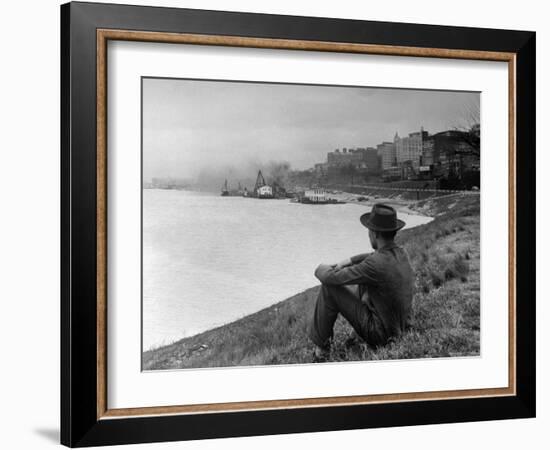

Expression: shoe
xmin=344 ymin=331 xmax=361 ymax=349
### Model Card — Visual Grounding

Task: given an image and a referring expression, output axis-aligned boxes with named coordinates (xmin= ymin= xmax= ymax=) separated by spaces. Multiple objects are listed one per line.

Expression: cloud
xmin=143 ymin=78 xmax=479 ymax=180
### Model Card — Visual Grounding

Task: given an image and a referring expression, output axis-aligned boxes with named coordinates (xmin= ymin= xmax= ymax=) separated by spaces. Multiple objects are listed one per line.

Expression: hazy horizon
xmin=143 ymin=78 xmax=479 ymax=184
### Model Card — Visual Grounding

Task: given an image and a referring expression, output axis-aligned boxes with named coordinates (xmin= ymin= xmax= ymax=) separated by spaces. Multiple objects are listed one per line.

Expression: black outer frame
xmin=60 ymin=1 xmax=536 ymax=447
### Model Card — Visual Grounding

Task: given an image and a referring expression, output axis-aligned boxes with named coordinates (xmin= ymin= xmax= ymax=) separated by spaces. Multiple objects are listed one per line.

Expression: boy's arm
xmin=315 ymin=254 xmax=379 ymax=286
xmin=335 ymin=252 xmax=371 ymax=269
xmin=350 ymin=253 xmax=370 ymax=264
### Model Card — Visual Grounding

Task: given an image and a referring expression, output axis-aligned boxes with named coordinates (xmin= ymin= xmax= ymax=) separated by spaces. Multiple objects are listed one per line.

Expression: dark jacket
xmin=314 ymin=242 xmax=414 ymax=342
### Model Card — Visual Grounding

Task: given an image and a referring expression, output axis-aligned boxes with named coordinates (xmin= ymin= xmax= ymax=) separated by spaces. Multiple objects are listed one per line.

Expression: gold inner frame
xmin=96 ymin=29 xmax=517 ymax=420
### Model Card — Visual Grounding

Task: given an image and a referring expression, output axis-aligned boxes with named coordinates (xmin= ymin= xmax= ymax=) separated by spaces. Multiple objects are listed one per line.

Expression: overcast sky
xmin=142 ymin=78 xmax=479 ymax=181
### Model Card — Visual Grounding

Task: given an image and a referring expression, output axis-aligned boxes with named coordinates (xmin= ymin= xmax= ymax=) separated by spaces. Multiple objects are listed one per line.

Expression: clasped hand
xmin=333 ymin=258 xmax=352 ymax=270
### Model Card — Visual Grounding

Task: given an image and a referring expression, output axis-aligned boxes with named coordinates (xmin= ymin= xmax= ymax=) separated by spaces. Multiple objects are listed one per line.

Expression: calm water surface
xmin=143 ymin=190 xmax=432 ymax=350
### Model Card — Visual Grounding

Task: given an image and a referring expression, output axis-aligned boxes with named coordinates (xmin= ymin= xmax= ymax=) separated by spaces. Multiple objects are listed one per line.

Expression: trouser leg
xmin=309 ymin=284 xmax=368 ymax=348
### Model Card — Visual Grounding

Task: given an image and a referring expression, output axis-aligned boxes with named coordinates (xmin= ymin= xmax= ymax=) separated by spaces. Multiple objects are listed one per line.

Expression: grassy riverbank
xmin=143 ymin=193 xmax=480 ymax=370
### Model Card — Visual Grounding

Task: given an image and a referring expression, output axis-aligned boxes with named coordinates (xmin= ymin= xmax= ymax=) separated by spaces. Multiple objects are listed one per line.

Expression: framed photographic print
xmin=60 ymin=1 xmax=536 ymax=447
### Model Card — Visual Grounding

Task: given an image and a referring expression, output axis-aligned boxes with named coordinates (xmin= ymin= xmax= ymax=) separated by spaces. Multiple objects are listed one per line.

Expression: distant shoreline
xmin=144 ymin=185 xmax=446 ymax=217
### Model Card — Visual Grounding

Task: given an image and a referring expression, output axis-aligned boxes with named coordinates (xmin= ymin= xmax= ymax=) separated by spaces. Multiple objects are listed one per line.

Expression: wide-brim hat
xmin=360 ymin=203 xmax=406 ymax=232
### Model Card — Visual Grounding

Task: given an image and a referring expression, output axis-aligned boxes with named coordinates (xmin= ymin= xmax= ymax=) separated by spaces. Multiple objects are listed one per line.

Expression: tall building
xmin=377 ymin=141 xmax=397 ymax=170
xmin=364 ymin=147 xmax=380 ymax=172
xmin=421 ymin=137 xmax=436 ymax=166
xmin=394 ymin=128 xmax=429 ymax=169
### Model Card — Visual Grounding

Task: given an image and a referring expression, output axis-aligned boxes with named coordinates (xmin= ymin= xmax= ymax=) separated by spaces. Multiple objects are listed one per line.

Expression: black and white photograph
xmin=141 ymin=78 xmax=481 ymax=370
xmin=1 ymin=0 xmax=543 ymax=446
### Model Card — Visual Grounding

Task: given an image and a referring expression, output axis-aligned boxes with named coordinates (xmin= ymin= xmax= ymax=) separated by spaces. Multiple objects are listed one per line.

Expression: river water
xmin=143 ymin=190 xmax=432 ymax=350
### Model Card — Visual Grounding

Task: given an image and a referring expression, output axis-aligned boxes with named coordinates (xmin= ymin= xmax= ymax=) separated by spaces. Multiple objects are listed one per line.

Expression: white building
xmin=394 ymin=128 xmax=429 ymax=169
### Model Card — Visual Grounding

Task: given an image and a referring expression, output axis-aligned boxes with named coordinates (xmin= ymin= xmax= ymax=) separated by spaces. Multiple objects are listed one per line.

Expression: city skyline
xmin=143 ymin=78 xmax=479 ymax=181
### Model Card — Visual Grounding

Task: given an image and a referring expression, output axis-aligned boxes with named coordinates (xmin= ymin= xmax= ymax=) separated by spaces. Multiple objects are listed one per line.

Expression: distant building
xmin=427 ymin=130 xmax=479 ymax=178
xmin=317 ymin=124 xmax=478 ymax=185
xmin=421 ymin=137 xmax=436 ymax=166
xmin=395 ymin=128 xmax=429 ymax=169
xmin=381 ymin=166 xmax=402 ymax=181
xmin=364 ymin=147 xmax=380 ymax=172
xmin=327 ymin=148 xmax=363 ymax=168
xmin=377 ymin=141 xmax=397 ymax=170
xmin=326 ymin=147 xmax=379 ymax=173
xmin=314 ymin=162 xmax=329 ymax=174
xmin=417 ymin=164 xmax=433 ymax=180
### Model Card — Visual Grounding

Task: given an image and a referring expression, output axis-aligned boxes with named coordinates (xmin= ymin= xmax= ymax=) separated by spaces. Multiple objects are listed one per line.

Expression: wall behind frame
xmin=0 ymin=0 xmax=545 ymax=449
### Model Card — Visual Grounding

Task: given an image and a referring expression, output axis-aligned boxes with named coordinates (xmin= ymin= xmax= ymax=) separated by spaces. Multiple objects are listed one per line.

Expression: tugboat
xmin=220 ymin=179 xmax=229 ymax=196
xmin=253 ymin=170 xmax=274 ymax=199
